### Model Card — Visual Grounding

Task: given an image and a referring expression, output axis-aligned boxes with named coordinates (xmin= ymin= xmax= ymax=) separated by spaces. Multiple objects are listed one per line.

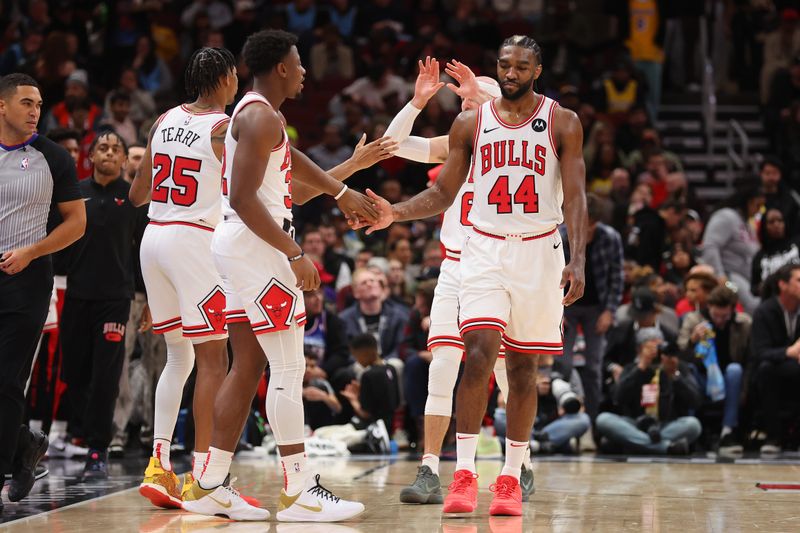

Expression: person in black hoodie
xmin=596 ymin=328 xmax=702 ymax=455
xmin=760 ymin=157 xmax=800 ymax=234
xmin=751 ymin=208 xmax=800 ymax=297
xmin=751 ymin=263 xmax=800 ymax=453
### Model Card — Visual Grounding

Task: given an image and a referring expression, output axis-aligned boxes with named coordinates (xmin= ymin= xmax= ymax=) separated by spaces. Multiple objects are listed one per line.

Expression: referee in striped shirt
xmin=0 ymin=73 xmax=85 ymax=507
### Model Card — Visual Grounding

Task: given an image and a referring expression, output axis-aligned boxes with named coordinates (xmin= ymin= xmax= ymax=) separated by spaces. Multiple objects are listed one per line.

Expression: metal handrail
xmin=700 ymin=15 xmax=716 ymax=168
xmin=726 ymin=119 xmax=749 ymax=191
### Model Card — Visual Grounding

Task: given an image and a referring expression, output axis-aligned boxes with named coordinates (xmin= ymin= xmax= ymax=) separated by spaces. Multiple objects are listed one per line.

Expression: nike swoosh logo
xmin=457 ymin=436 xmax=475 ymax=440
xmin=553 ymin=242 xmax=561 ymax=249
xmin=209 ymin=496 xmax=232 ymax=508
xmin=83 ymin=198 xmax=91 ymax=202
xmin=483 ymin=127 xmax=500 ymax=134
xmin=296 ymin=501 xmax=323 ymax=512
xmin=509 ymin=443 xmax=528 ymax=447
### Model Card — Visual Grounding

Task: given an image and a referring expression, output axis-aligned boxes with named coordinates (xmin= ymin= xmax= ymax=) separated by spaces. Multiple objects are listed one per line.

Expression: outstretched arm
xmin=557 ymin=106 xmax=588 ymax=306
xmin=291 ymin=134 xmax=397 ymax=204
xmin=362 ymin=109 xmax=477 ymax=234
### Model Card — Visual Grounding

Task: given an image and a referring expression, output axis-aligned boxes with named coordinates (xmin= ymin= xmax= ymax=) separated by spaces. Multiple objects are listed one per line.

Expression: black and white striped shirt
xmin=0 ymin=134 xmax=79 ymax=253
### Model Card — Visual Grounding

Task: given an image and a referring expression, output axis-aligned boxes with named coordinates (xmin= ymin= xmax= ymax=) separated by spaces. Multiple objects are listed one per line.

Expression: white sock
xmin=720 ymin=426 xmax=732 ymax=438
xmin=281 ymin=451 xmax=309 ymax=495
xmin=153 ymin=438 xmax=171 ymax=471
xmin=50 ymin=420 xmax=67 ymax=442
xmin=501 ymin=438 xmax=528 ymax=480
xmin=421 ymin=453 xmax=440 ymax=476
xmin=522 ymin=445 xmax=533 ymax=470
xmin=193 ymin=451 xmax=208 ymax=479
xmin=455 ymin=433 xmax=478 ymax=474
xmin=199 ymin=446 xmax=233 ymax=489
xmin=29 ymin=419 xmax=43 ymax=433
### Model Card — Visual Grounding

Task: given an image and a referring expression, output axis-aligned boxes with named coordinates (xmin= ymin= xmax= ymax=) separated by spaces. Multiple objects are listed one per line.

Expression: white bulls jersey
xmin=439 ymin=168 xmax=475 ymax=256
xmin=468 ymin=96 xmax=563 ymax=235
xmin=221 ymin=91 xmax=293 ymax=222
xmin=147 ymin=104 xmax=228 ymax=227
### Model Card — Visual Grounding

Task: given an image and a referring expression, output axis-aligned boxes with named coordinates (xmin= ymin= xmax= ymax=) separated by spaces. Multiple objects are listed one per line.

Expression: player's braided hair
xmin=184 ymin=47 xmax=236 ymax=100
xmin=500 ymin=35 xmax=543 ymax=65
xmin=242 ymin=29 xmax=298 ymax=76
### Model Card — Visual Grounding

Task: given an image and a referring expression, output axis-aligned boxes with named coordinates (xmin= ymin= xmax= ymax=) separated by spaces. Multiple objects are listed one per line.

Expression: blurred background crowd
xmin=4 ymin=0 xmax=800 ymax=462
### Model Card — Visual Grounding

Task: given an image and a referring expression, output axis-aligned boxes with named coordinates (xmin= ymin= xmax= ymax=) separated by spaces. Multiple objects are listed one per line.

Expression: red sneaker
xmin=489 ymin=475 xmax=522 ymax=516
xmin=442 ymin=470 xmax=478 ymax=514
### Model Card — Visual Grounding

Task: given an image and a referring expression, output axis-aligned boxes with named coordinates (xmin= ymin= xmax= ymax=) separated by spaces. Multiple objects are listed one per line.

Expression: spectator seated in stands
xmin=701 ymin=180 xmax=765 ymax=314
xmin=751 ymin=208 xmax=800 ymax=298
xmin=751 ymin=264 xmax=800 ymax=454
xmin=307 ymin=122 xmax=353 ymax=171
xmin=604 ymin=287 xmax=677 ymax=401
xmin=760 ymin=156 xmax=800 ymax=234
xmin=303 ymin=353 xmax=342 ymax=431
xmin=594 ymin=59 xmax=646 ymax=117
xmin=302 ymin=287 xmax=351 ymax=381
xmin=678 ymin=286 xmax=752 ymax=453
xmin=597 ymin=329 xmax=702 ymax=455
xmin=99 ymin=90 xmax=137 ymax=146
xmin=616 ymin=269 xmax=679 ymax=337
xmin=495 ymin=356 xmax=590 ymax=455
xmin=675 ymin=270 xmax=719 ymax=318
xmin=340 ymin=267 xmax=409 ymax=362
xmin=42 ymin=69 xmax=103 ymax=134
xmin=320 ymin=334 xmax=399 ymax=454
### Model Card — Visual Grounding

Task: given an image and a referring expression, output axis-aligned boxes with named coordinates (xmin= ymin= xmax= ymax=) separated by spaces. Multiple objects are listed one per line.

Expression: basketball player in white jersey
xmin=381 ymin=58 xmax=534 ymax=504
xmin=182 ymin=30 xmax=376 ymax=522
xmin=362 ymin=35 xmax=587 ymax=517
xmin=128 ymin=47 xmax=238 ymax=509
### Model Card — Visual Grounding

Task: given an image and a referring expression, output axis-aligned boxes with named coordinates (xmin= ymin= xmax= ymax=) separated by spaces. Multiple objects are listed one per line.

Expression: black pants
xmin=756 ymin=358 xmax=800 ymax=440
xmin=60 ymin=296 xmax=130 ymax=450
xmin=0 ymin=257 xmax=53 ymax=474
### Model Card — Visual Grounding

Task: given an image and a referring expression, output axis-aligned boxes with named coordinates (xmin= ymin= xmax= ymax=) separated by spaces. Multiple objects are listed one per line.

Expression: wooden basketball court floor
xmin=2 ymin=455 xmax=799 ymax=533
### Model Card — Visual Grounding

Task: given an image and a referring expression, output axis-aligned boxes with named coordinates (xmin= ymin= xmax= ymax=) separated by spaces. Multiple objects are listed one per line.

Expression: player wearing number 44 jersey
xmin=362 ymin=35 xmax=588 ymax=518
xmin=381 ymin=58 xmax=533 ymax=504
xmin=130 ymin=47 xmax=242 ymax=509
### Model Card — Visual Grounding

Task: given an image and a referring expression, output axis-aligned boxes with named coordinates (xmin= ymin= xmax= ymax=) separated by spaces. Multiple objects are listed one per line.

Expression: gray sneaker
xmin=399 ymin=465 xmax=443 ymax=504
xmin=520 ymin=464 xmax=535 ymax=502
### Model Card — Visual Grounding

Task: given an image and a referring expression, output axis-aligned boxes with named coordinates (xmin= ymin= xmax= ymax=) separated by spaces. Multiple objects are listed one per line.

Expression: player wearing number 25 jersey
xmin=130 ymin=47 xmax=240 ymax=510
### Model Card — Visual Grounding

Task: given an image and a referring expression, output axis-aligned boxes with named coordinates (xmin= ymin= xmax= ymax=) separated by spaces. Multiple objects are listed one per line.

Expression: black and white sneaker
xmin=718 ymin=433 xmax=743 ymax=455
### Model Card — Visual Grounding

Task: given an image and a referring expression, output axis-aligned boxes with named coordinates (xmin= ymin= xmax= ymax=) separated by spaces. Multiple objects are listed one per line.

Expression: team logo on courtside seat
xmin=532 ymin=119 xmax=547 ymax=132
xmin=256 ymin=279 xmax=296 ymax=332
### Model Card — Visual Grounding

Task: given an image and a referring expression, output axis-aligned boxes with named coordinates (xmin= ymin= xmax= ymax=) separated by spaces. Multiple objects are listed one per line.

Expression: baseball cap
xmin=66 ymin=69 xmax=89 ymax=88
xmin=631 ymin=287 xmax=657 ymax=318
xmin=636 ymin=326 xmax=663 ymax=347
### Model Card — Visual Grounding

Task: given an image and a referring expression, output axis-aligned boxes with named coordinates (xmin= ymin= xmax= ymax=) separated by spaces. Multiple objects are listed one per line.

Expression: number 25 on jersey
xmin=152 ymin=153 xmax=201 ymax=207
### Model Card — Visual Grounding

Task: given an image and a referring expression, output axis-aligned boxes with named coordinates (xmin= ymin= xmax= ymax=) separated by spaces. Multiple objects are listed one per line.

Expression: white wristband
xmin=334 ymin=184 xmax=348 ymax=200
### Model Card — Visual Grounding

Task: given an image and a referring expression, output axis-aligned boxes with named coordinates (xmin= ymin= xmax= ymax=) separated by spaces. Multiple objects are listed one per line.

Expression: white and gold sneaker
xmin=276 ymin=474 xmax=365 ymax=522
xmin=181 ymin=476 xmax=269 ymax=521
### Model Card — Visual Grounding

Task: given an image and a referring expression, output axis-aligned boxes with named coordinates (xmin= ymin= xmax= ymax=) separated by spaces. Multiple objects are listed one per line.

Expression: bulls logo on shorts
xmin=103 ymin=322 xmax=126 ymax=342
xmin=255 ymin=279 xmax=297 ymax=332
xmin=198 ymin=287 xmax=227 ymax=334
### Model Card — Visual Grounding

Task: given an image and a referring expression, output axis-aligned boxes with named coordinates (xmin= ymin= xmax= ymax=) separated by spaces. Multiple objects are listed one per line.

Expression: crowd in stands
xmin=3 ymin=0 xmax=800 ymax=462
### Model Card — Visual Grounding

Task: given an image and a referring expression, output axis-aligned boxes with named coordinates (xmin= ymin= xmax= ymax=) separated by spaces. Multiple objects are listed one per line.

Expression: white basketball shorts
xmin=211 ymin=220 xmax=306 ymax=334
xmin=140 ymin=221 xmax=227 ymax=339
xmin=458 ymin=227 xmax=565 ymax=355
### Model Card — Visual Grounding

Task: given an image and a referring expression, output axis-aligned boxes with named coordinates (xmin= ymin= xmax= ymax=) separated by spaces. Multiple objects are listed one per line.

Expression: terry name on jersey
xmin=160 ymin=126 xmax=202 ymax=148
xmin=479 ymin=140 xmax=547 ymax=176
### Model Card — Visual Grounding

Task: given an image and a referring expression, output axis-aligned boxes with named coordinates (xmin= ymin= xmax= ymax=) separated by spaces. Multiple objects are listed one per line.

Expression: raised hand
xmin=337 ymin=188 xmax=379 ymax=225
xmin=411 ymin=56 xmax=445 ymax=108
xmin=350 ymin=134 xmax=399 ymax=171
xmin=445 ymin=59 xmax=481 ymax=102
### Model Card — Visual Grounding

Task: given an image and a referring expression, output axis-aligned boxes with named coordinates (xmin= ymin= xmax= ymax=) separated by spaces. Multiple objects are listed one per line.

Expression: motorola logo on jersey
xmin=532 ymin=119 xmax=547 ymax=132
xmin=479 ymin=140 xmax=547 ymax=176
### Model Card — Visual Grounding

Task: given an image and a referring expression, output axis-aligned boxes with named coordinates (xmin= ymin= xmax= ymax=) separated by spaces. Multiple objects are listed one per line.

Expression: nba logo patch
xmin=184 ymin=115 xmax=192 ymax=125
xmin=20 ymin=157 xmax=29 ymax=170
